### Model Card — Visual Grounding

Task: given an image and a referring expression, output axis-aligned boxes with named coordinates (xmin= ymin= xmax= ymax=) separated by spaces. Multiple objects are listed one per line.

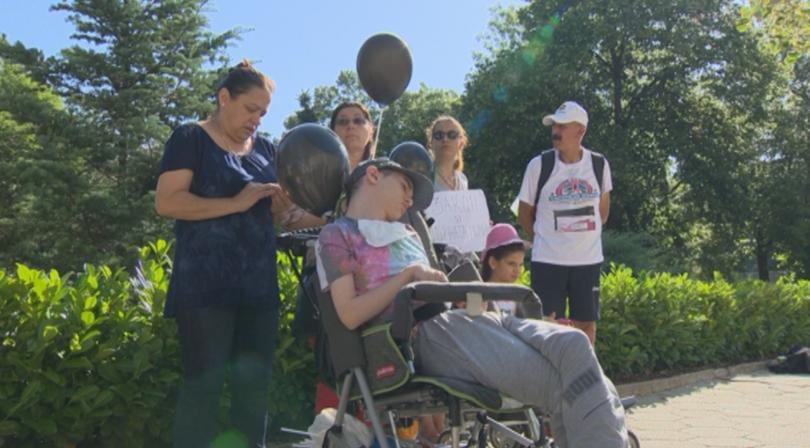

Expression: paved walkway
xmin=625 ymin=369 xmax=810 ymax=448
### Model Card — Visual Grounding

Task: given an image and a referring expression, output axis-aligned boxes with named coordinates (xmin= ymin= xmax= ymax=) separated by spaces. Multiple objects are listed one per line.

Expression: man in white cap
xmin=516 ymin=101 xmax=612 ymax=345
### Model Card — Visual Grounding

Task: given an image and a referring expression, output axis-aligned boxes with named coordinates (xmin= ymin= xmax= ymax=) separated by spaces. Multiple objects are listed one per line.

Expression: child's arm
xmin=330 ymin=264 xmax=446 ymax=330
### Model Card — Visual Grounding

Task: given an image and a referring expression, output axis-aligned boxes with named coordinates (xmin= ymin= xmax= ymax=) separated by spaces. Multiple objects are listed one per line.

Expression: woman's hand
xmin=234 ymin=182 xmax=276 ymax=212
xmin=156 ymin=170 xmax=274 ymax=220
xmin=267 ymin=183 xmax=294 ymax=214
xmin=267 ymin=184 xmax=327 ymax=229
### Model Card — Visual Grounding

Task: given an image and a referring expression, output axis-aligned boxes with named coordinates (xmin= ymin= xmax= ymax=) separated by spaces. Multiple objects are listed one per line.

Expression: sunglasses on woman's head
xmin=335 ymin=117 xmax=368 ymax=127
xmin=432 ymin=130 xmax=460 ymax=141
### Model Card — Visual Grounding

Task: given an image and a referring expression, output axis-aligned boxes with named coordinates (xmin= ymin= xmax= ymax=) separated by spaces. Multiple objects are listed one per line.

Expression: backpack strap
xmin=533 ymin=150 xmax=556 ymax=207
xmin=591 ymin=150 xmax=605 ymax=192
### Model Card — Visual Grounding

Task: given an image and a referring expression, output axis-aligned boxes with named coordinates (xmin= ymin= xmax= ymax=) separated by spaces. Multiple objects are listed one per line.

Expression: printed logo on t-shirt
xmin=554 ymin=206 xmax=596 ymax=233
xmin=549 ymin=177 xmax=599 ymax=204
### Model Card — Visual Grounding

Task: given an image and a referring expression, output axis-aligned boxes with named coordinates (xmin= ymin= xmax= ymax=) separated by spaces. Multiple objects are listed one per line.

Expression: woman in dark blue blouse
xmin=155 ymin=60 xmax=312 ymax=448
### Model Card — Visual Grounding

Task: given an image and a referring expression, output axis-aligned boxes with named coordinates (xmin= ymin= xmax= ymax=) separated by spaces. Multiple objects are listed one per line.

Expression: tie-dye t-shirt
xmin=316 ymin=217 xmax=429 ymax=324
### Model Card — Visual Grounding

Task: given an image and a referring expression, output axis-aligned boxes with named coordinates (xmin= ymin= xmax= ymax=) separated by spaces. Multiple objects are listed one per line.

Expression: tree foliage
xmin=284 ymin=70 xmax=460 ymax=154
xmin=1 ymin=0 xmax=238 ymax=270
xmin=738 ymin=0 xmax=810 ymax=65
xmin=756 ymin=57 xmax=810 ymax=277
xmin=461 ymin=0 xmax=785 ymax=275
xmin=1 ymin=0 xmax=808 ymax=279
xmin=0 ymin=61 xmax=85 ymax=270
xmin=283 ymin=70 xmax=370 ymax=130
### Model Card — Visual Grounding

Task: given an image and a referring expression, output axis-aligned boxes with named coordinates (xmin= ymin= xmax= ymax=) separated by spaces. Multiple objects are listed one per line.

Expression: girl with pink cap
xmin=481 ymin=223 xmax=572 ymax=323
xmin=480 ymin=223 xmax=537 ymax=316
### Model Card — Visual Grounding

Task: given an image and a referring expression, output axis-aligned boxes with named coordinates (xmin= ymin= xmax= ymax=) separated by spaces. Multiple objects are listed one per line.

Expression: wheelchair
xmin=278 ymin=223 xmax=640 ymax=448
xmin=279 ymin=226 xmax=553 ymax=448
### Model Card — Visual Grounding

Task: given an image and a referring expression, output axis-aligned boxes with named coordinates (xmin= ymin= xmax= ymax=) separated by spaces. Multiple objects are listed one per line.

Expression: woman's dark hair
xmin=480 ymin=242 xmax=526 ymax=281
xmin=329 ymin=101 xmax=376 ymax=162
xmin=215 ymin=59 xmax=275 ymax=106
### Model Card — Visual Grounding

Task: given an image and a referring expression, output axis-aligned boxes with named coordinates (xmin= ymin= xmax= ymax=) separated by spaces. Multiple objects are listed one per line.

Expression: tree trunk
xmin=755 ymin=228 xmax=770 ymax=281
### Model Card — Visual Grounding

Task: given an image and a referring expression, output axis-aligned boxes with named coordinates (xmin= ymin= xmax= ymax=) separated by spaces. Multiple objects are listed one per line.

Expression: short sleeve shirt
xmin=517 ymin=148 xmax=612 ymax=265
xmin=316 ymin=217 xmax=429 ymax=324
xmin=159 ymin=123 xmax=280 ymax=317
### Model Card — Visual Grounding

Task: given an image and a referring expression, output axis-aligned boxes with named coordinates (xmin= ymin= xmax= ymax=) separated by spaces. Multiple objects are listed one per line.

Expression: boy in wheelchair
xmin=315 ymin=158 xmax=629 ymax=448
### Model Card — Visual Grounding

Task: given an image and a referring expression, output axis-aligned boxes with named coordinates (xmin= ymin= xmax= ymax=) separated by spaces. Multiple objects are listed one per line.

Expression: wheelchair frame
xmin=278 ymin=223 xmax=640 ymax=448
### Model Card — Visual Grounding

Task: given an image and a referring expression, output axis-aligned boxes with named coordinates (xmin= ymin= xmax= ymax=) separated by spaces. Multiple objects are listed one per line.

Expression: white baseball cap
xmin=542 ymin=101 xmax=588 ymax=127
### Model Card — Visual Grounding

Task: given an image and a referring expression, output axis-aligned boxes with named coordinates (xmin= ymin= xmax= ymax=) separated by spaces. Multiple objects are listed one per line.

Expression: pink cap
xmin=481 ymin=223 xmax=530 ymax=261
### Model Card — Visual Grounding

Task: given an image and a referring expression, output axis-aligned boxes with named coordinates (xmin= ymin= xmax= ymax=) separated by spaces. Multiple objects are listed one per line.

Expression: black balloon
xmin=276 ymin=124 xmax=350 ymax=216
xmin=356 ymin=33 xmax=413 ymax=106
xmin=389 ymin=141 xmax=433 ymax=179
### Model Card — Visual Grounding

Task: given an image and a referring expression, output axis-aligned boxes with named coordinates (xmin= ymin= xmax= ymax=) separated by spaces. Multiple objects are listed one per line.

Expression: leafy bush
xmin=267 ymin=252 xmax=316 ymax=432
xmin=0 ymin=240 xmax=179 ymax=447
xmin=602 ymin=230 xmax=677 ymax=274
xmin=2 ymin=244 xmax=809 ymax=445
xmin=0 ymin=241 xmax=315 ymax=447
xmin=597 ymin=265 xmax=810 ymax=379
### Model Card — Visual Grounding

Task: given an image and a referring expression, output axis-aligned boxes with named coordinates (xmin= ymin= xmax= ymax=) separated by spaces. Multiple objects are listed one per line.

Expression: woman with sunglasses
xmin=426 ymin=115 xmax=469 ymax=192
xmin=418 ymin=115 xmax=471 ymax=444
xmin=305 ymin=101 xmax=377 ymax=415
xmin=277 ymin=101 xmax=376 ymax=229
xmin=330 ymin=101 xmax=377 ymax=170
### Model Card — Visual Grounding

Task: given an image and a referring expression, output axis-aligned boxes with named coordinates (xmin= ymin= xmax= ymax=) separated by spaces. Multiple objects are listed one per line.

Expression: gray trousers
xmin=414 ymin=310 xmax=628 ymax=448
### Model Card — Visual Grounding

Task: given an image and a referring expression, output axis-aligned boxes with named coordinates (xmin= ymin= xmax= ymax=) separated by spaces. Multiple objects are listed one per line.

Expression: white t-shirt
xmin=517 ymin=148 xmax=612 ymax=265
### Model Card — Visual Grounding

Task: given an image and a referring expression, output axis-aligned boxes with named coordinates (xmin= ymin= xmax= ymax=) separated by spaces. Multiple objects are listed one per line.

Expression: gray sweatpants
xmin=414 ymin=310 xmax=628 ymax=448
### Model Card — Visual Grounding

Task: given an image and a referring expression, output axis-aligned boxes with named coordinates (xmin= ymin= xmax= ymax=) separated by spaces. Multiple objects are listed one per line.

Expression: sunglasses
xmin=335 ymin=117 xmax=368 ymax=127
xmin=432 ymin=130 xmax=460 ymax=141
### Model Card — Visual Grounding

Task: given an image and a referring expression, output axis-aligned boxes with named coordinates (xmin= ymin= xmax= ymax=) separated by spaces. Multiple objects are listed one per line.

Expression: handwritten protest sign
xmin=424 ymin=189 xmax=490 ymax=253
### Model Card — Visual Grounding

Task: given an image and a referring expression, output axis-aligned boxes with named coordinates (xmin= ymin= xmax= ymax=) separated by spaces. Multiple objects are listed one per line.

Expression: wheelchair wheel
xmin=485 ymin=416 xmax=553 ymax=448
xmin=436 ymin=429 xmax=473 ymax=447
xmin=628 ymin=429 xmax=641 ymax=448
xmin=487 ymin=426 xmax=521 ymax=448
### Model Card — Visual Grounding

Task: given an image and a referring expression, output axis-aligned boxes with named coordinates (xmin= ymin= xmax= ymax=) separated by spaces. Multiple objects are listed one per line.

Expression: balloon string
xmin=373 ymin=107 xmax=384 ymax=158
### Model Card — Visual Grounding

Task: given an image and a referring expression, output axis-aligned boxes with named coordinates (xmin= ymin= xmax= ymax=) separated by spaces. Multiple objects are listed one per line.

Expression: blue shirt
xmin=159 ymin=123 xmax=280 ymax=317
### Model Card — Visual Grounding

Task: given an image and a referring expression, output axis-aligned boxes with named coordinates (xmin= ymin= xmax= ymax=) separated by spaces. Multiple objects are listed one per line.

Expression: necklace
xmin=208 ymin=117 xmax=252 ymax=157
xmin=437 ymin=170 xmax=457 ymax=190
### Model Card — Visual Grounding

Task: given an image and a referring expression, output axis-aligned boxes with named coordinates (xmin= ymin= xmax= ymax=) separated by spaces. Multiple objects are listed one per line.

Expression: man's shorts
xmin=530 ymin=261 xmax=601 ymax=322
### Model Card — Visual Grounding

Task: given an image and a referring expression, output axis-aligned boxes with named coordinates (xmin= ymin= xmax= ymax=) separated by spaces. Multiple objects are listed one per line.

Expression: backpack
xmin=533 ymin=149 xmax=606 ymax=207
xmin=768 ymin=346 xmax=810 ymax=374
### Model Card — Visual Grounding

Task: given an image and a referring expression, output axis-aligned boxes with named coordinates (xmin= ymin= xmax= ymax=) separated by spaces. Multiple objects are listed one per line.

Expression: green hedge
xmin=0 ymin=240 xmax=315 ymax=447
xmin=597 ymin=266 xmax=810 ymax=378
xmin=1 ymin=241 xmax=179 ymax=447
xmin=2 ymin=245 xmax=809 ymax=446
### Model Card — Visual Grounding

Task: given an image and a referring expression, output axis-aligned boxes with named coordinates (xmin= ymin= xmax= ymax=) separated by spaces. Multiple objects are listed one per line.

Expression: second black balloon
xmin=276 ymin=123 xmax=350 ymax=216
xmin=356 ymin=33 xmax=413 ymax=106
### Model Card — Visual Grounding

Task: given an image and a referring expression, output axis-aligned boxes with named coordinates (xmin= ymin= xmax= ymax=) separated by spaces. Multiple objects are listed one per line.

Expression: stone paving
xmin=624 ymin=369 xmax=810 ymax=448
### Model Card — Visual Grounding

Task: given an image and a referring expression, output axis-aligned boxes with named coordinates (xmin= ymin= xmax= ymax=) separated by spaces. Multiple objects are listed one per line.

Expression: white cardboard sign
xmin=424 ymin=189 xmax=491 ymax=253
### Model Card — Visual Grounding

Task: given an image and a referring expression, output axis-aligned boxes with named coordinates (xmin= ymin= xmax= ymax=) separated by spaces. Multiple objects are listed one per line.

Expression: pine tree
xmin=35 ymin=0 xmax=240 ymax=269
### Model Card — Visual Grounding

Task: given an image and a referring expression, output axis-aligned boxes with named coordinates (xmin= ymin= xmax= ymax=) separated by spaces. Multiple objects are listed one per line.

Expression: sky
xmin=0 ymin=0 xmax=523 ymax=138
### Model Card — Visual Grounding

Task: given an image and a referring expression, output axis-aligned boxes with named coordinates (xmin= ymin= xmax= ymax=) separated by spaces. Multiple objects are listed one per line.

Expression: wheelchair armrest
xmin=276 ymin=226 xmax=322 ymax=257
xmin=391 ymin=281 xmax=542 ymax=343
xmin=400 ymin=281 xmax=539 ymax=304
xmin=446 ymin=260 xmax=482 ymax=282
